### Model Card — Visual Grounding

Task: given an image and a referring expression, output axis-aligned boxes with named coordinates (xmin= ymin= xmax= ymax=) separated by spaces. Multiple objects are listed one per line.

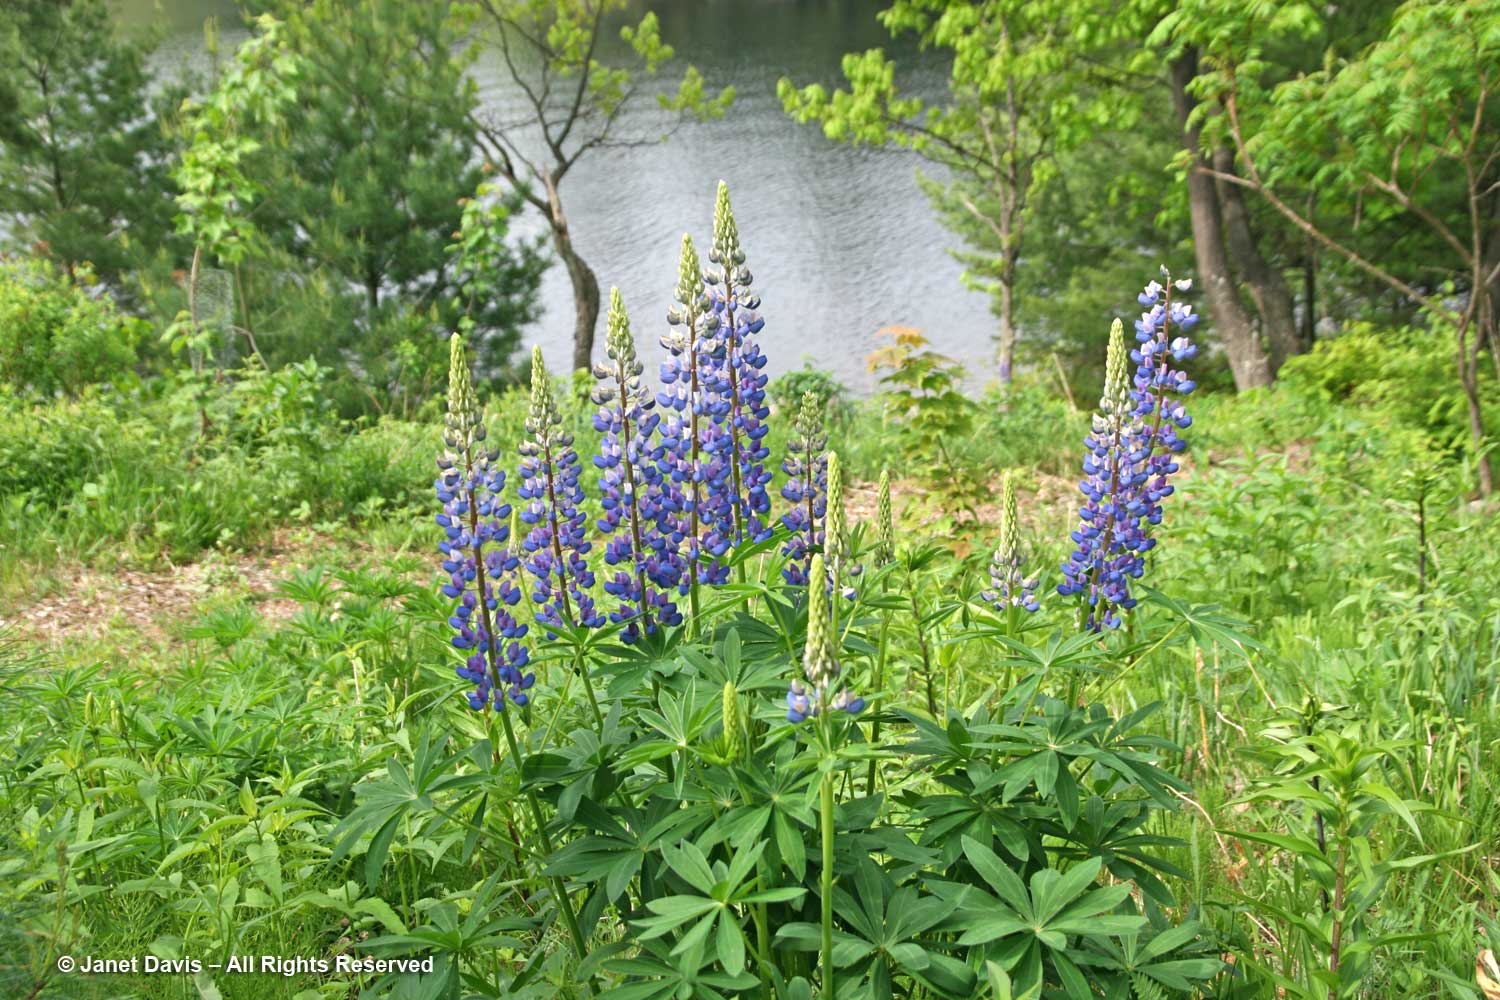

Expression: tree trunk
xmin=1171 ymin=52 xmax=1273 ymax=391
xmin=1458 ymin=317 xmax=1494 ymax=497
xmin=997 ymin=253 xmax=1017 ymax=385
xmin=1300 ymin=252 xmax=1317 ymax=350
xmin=544 ymin=178 xmax=599 ymax=371
xmin=1482 ymin=202 xmax=1500 ymax=386
xmin=1213 ymin=146 xmax=1302 ymax=371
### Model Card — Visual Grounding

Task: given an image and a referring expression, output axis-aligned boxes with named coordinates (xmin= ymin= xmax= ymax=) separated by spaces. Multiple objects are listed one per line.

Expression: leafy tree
xmin=257 ymin=0 xmax=493 ymax=317
xmin=170 ymin=4 xmax=543 ymax=406
xmin=468 ymin=0 xmax=733 ymax=371
xmin=1193 ymin=0 xmax=1500 ymax=493
xmin=171 ymin=14 xmax=300 ymax=365
xmin=780 ymin=0 xmax=1125 ymax=387
xmin=0 ymin=0 xmax=177 ymax=284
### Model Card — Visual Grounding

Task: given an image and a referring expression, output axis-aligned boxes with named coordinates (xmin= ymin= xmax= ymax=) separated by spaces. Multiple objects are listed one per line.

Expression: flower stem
xmin=819 ymin=766 xmax=835 ymax=1000
xmin=572 ymin=643 xmax=605 ymax=732
xmin=495 ymin=707 xmax=594 ymax=997
xmin=865 ymin=604 xmax=891 ymax=795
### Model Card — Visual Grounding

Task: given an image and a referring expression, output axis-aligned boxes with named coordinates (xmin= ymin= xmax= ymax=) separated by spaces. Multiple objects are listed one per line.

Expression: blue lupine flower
xmin=593 ymin=288 xmax=683 ymax=642
xmin=780 ymin=390 xmax=827 ymax=586
xmin=786 ymin=553 xmax=864 ymax=722
xmin=519 ymin=346 xmax=604 ymax=636
xmin=982 ymin=474 xmax=1039 ymax=614
xmin=437 ymin=335 xmax=534 ymax=710
xmin=703 ymin=181 xmax=774 ymax=547
xmin=1058 ymin=274 xmax=1198 ymax=630
xmin=658 ymin=234 xmax=733 ymax=593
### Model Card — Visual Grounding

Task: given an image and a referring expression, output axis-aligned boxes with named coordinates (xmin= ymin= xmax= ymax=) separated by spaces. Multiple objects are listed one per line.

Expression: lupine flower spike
xmin=704 ymin=181 xmax=774 ymax=547
xmin=436 ymin=335 xmax=533 ymax=710
xmin=780 ymin=390 xmax=828 ymax=586
xmin=873 ymin=469 xmax=894 ymax=567
xmin=1058 ymin=273 xmax=1198 ymax=630
xmin=593 ymin=288 xmax=683 ymax=642
xmin=786 ymin=553 xmax=865 ymax=722
xmin=982 ymin=473 xmax=1040 ymax=614
xmin=519 ymin=346 xmax=604 ymax=636
xmin=659 ymin=235 xmax=731 ymax=609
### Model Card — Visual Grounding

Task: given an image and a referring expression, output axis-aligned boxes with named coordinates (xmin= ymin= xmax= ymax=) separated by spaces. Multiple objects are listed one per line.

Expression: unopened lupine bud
xmin=803 ymin=554 xmax=835 ymax=687
xmin=825 ymin=452 xmax=847 ymax=566
xmin=1100 ymin=319 xmax=1129 ymax=418
xmin=722 ymin=681 xmax=745 ymax=760
xmin=873 ymin=469 xmax=894 ymax=566
xmin=780 ymin=390 xmax=827 ymax=585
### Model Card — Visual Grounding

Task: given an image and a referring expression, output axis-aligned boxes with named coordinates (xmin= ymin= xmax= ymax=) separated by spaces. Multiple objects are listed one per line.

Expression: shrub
xmin=0 ymin=256 xmax=144 ymax=396
xmin=1279 ymin=322 xmax=1496 ymax=453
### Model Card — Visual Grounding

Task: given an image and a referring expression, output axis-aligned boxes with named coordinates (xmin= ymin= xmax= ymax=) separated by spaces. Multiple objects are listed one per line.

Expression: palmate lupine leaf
xmin=547 ymin=798 xmax=713 ymax=906
xmin=776 ymin=859 xmax=973 ymax=999
xmin=1139 ymin=586 xmax=1266 ymax=658
xmin=633 ymin=837 xmax=805 ymax=977
xmin=328 ymin=731 xmax=487 ymax=890
xmin=944 ymin=838 xmax=1145 ymax=999
xmin=604 ymin=938 xmax=761 ymax=1000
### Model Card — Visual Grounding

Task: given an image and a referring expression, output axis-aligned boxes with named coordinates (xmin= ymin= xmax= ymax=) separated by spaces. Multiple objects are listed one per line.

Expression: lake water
xmin=114 ymin=0 xmax=998 ymax=392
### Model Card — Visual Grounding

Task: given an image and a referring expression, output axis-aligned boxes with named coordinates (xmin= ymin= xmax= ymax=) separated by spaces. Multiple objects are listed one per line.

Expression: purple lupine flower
xmin=437 ymin=335 xmax=534 ymax=710
xmin=658 ymin=235 xmax=732 ymax=597
xmin=519 ymin=346 xmax=604 ymax=636
xmin=780 ymin=390 xmax=827 ymax=586
xmin=703 ymin=181 xmax=774 ymax=547
xmin=1058 ymin=273 xmax=1198 ymax=630
xmin=981 ymin=474 xmax=1039 ymax=614
xmin=785 ymin=553 xmax=864 ymax=722
xmin=593 ymin=288 xmax=683 ymax=642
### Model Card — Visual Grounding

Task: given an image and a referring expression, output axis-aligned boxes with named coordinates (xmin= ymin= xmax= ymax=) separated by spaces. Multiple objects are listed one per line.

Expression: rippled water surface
xmin=116 ymin=0 xmax=999 ymax=391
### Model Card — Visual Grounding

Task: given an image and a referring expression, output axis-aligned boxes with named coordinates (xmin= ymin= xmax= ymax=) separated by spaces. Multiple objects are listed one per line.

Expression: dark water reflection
xmin=116 ymin=0 xmax=998 ymax=391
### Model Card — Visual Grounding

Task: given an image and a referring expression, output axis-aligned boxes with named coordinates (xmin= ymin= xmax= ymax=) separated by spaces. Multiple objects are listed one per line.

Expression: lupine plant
xmin=592 ymin=288 xmax=682 ymax=643
xmin=415 ymin=232 xmax=1232 ymax=1000
xmin=436 ymin=335 xmax=534 ymax=711
xmin=659 ymin=234 xmax=731 ymax=618
xmin=10 ymin=205 xmax=1496 ymax=1000
xmin=982 ymin=472 xmax=1041 ymax=623
xmin=704 ymin=181 xmax=775 ymax=549
xmin=519 ymin=345 xmax=604 ymax=638
xmin=1059 ymin=273 xmax=1198 ymax=630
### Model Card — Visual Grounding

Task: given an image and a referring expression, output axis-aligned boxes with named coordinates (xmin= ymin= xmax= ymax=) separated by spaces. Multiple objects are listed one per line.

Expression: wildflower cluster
xmin=1059 ymin=275 xmax=1198 ymax=629
xmin=592 ymin=288 xmax=682 ymax=642
xmin=780 ymin=390 xmax=828 ymax=586
xmin=983 ymin=474 xmax=1039 ymax=614
xmin=519 ymin=346 xmax=604 ymax=635
xmin=435 ymin=336 xmax=533 ymax=709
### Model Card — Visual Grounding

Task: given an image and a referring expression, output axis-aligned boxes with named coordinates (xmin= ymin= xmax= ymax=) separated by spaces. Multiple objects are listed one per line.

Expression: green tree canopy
xmin=0 ymin=0 xmax=177 ymax=284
